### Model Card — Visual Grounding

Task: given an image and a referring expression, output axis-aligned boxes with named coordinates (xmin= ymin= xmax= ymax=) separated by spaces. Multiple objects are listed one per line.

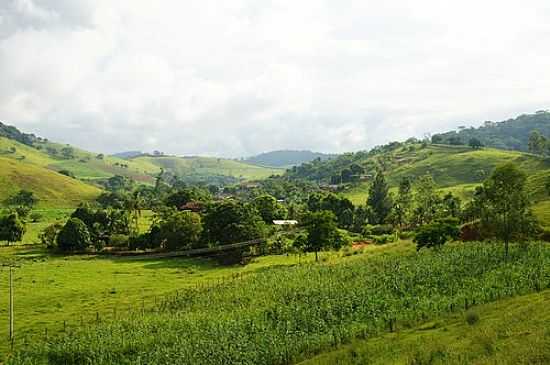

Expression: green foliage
xmin=39 ymin=222 xmax=63 ymax=248
xmin=479 ymin=163 xmax=539 ymax=256
xmin=253 ymin=194 xmax=287 ymax=223
xmin=57 ymin=218 xmax=91 ymax=252
xmin=432 ymin=111 xmax=550 ymax=152
xmin=158 ymin=210 xmax=203 ymax=250
xmin=528 ymin=130 xmax=548 ymax=155
xmin=469 ymin=137 xmax=484 ymax=149
xmin=366 ymin=170 xmax=392 ymax=224
xmin=6 ymin=189 xmax=38 ymax=208
xmin=108 ymin=234 xmax=130 ymax=248
xmin=0 ymin=212 xmax=26 ymax=245
xmin=165 ymin=187 xmax=211 ymax=208
xmin=308 ymin=193 xmax=355 ymax=228
xmin=414 ymin=220 xmax=460 ymax=251
xmin=301 ymin=210 xmax=347 ymax=260
xmin=203 ymin=200 xmax=266 ymax=246
xmin=413 ymin=174 xmax=441 ymax=225
xmin=102 ymin=175 xmax=135 ymax=192
xmin=11 ymin=243 xmax=550 ymax=364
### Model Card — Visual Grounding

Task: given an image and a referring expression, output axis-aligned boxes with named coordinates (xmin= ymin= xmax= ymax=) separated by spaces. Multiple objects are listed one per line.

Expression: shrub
xmin=460 ymin=221 xmax=484 ymax=241
xmin=109 ymin=234 xmax=129 ymax=248
xmin=414 ymin=220 xmax=460 ymax=251
xmin=363 ymin=224 xmax=394 ymax=236
xmin=398 ymin=231 xmax=415 ymax=240
xmin=372 ymin=234 xmax=397 ymax=245
xmin=466 ymin=310 xmax=480 ymax=325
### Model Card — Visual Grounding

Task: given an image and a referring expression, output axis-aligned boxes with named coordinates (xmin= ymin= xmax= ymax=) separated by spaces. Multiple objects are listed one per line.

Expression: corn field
xmin=9 ymin=242 xmax=550 ymax=365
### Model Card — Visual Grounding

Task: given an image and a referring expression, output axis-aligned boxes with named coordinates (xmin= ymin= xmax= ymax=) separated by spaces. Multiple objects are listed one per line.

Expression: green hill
xmin=131 ymin=155 xmax=283 ymax=183
xmin=431 ymin=110 xmax=550 ymax=151
xmin=0 ymin=157 xmax=101 ymax=208
xmin=245 ymin=150 xmax=335 ymax=168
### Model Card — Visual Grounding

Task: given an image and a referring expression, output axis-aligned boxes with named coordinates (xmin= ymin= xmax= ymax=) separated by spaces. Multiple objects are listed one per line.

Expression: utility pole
xmin=2 ymin=263 xmax=19 ymax=349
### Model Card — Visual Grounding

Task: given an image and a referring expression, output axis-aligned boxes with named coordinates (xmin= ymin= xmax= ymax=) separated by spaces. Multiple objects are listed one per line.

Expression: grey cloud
xmin=1 ymin=0 xmax=550 ymax=157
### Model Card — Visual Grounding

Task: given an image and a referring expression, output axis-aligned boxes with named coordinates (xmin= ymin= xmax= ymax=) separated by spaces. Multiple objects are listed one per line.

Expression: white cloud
xmin=0 ymin=0 xmax=549 ymax=156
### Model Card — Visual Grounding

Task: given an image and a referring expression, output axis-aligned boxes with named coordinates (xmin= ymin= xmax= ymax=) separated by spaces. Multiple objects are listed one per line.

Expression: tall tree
xmin=389 ymin=177 xmax=413 ymax=229
xmin=413 ymin=175 xmax=441 ymax=225
xmin=301 ymin=211 xmax=346 ymax=261
xmin=366 ymin=170 xmax=392 ymax=224
xmin=528 ymin=130 xmax=548 ymax=155
xmin=480 ymin=163 xmax=538 ymax=257
xmin=57 ymin=218 xmax=91 ymax=252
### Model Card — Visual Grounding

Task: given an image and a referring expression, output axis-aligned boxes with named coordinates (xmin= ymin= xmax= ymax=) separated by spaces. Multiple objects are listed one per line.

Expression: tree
xmin=528 ymin=130 xmax=547 ymax=155
xmin=40 ymin=223 xmax=63 ymax=249
xmin=301 ymin=211 xmax=346 ymax=261
xmin=57 ymin=218 xmax=92 ymax=252
xmin=366 ymin=170 xmax=392 ymax=224
xmin=203 ymin=200 xmax=265 ymax=246
xmin=414 ymin=219 xmax=460 ymax=251
xmin=413 ymin=175 xmax=441 ymax=225
xmin=61 ymin=147 xmax=75 ymax=159
xmin=468 ymin=137 xmax=483 ymax=149
xmin=480 ymin=163 xmax=538 ymax=257
xmin=442 ymin=192 xmax=461 ymax=218
xmin=7 ymin=190 xmax=38 ymax=208
xmin=448 ymin=136 xmax=463 ymax=145
xmin=253 ymin=194 xmax=287 ymax=223
xmin=0 ymin=213 xmax=26 ymax=246
xmin=158 ymin=211 xmax=203 ymax=250
xmin=165 ymin=187 xmax=210 ymax=208
xmin=104 ymin=175 xmax=134 ymax=192
xmin=389 ymin=177 xmax=413 ymax=229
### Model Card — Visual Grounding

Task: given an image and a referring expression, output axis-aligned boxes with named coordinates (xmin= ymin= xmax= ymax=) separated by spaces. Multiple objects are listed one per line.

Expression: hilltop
xmin=431 ymin=110 xmax=550 ymax=151
xmin=245 ymin=150 xmax=334 ymax=168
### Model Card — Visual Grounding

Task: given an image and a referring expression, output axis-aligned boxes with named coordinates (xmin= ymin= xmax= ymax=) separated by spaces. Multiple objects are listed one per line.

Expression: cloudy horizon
xmin=1 ymin=0 xmax=549 ymax=157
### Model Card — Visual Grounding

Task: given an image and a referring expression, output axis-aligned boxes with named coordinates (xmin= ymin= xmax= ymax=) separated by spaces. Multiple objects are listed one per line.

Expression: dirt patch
xmin=352 ymin=241 xmax=372 ymax=250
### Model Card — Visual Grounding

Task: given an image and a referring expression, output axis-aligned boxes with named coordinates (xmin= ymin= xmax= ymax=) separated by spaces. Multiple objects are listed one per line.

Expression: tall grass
xmin=9 ymin=242 xmax=550 ymax=365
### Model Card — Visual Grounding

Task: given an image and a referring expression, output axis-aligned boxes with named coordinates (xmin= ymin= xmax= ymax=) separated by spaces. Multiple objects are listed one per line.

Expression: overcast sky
xmin=1 ymin=0 xmax=549 ymax=157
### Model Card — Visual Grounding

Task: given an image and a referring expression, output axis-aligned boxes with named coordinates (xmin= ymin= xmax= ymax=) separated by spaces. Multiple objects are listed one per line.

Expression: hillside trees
xmin=469 ymin=137 xmax=484 ymax=149
xmin=528 ymin=130 xmax=548 ymax=155
xmin=388 ymin=177 xmax=413 ymax=229
xmin=479 ymin=163 xmax=539 ymax=257
xmin=366 ymin=170 xmax=392 ymax=224
xmin=414 ymin=219 xmax=460 ymax=251
xmin=7 ymin=190 xmax=38 ymax=208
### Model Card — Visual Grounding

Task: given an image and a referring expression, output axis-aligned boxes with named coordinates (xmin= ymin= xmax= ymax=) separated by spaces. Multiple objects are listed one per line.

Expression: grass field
xmin=300 ymin=289 xmax=550 ymax=365
xmin=6 ymin=241 xmax=548 ymax=364
xmin=0 ymin=242 xmax=354 ymax=359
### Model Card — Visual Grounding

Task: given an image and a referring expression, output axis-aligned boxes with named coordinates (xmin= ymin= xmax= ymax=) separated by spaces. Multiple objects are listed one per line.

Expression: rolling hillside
xmin=131 ymin=155 xmax=283 ymax=182
xmin=0 ymin=157 xmax=101 ymax=208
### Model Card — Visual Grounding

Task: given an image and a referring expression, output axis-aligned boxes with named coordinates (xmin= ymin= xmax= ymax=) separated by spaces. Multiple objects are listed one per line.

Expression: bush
xmin=460 ymin=221 xmax=483 ymax=242
xmin=466 ymin=310 xmax=480 ymax=325
xmin=57 ymin=218 xmax=91 ymax=252
xmin=372 ymin=234 xmax=397 ymax=245
xmin=398 ymin=231 xmax=415 ymax=240
xmin=363 ymin=224 xmax=394 ymax=236
xmin=109 ymin=234 xmax=129 ymax=248
xmin=414 ymin=220 xmax=460 ymax=251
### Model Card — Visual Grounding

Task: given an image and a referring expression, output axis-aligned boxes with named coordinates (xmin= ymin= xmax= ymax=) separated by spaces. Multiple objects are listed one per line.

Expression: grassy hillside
xmin=7 ymin=242 xmax=549 ymax=364
xmin=300 ymin=289 xmax=550 ymax=365
xmin=0 ymin=157 xmax=101 ymax=208
xmin=132 ymin=155 xmax=283 ymax=181
xmin=337 ymin=144 xmax=550 ymax=225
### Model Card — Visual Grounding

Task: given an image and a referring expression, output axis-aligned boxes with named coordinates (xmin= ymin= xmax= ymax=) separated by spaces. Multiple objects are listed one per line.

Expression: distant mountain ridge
xmin=431 ymin=110 xmax=550 ymax=151
xmin=245 ymin=150 xmax=335 ymax=167
xmin=111 ymin=151 xmax=144 ymax=159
